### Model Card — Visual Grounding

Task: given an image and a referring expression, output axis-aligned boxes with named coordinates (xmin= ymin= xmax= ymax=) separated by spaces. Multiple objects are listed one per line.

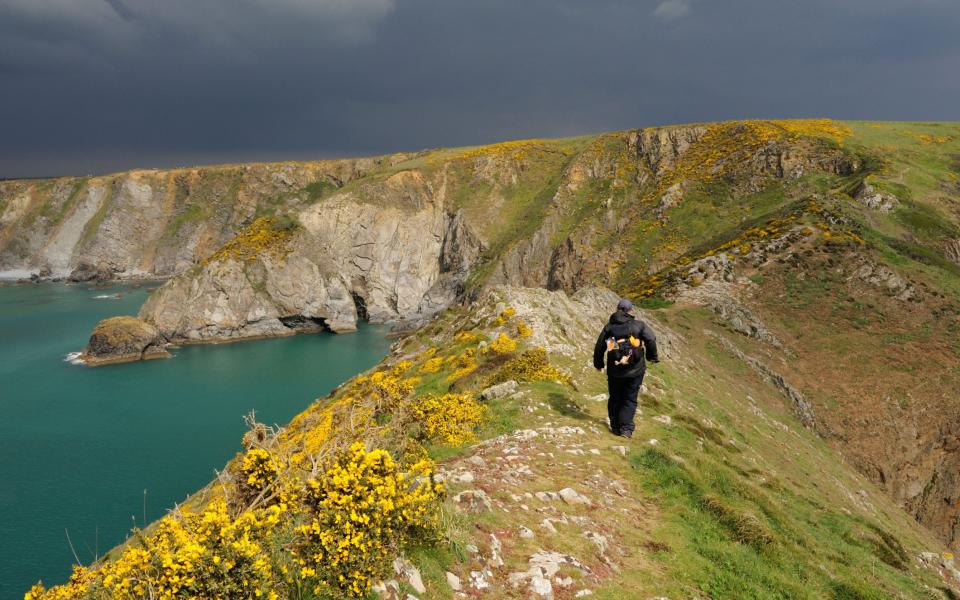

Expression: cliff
xmin=25 ymin=285 xmax=960 ymax=598
xmin=15 ymin=120 xmax=960 ymax=597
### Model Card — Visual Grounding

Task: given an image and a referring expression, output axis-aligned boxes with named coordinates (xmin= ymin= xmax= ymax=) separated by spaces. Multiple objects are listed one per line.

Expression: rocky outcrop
xmin=81 ymin=316 xmax=169 ymax=365
xmin=0 ymin=157 xmax=404 ymax=280
xmin=854 ymin=181 xmax=900 ymax=212
xmin=134 ymin=190 xmax=484 ymax=343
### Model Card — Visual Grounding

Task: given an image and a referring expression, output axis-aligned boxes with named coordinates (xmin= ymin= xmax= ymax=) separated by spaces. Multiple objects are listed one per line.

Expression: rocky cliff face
xmin=12 ymin=120 xmax=960 ymax=558
xmin=0 ymin=156 xmax=405 ymax=279
xmin=138 ymin=190 xmax=483 ymax=341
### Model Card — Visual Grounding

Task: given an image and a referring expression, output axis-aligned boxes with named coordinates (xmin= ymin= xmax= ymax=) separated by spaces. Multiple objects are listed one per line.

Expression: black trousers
xmin=607 ymin=372 xmax=644 ymax=434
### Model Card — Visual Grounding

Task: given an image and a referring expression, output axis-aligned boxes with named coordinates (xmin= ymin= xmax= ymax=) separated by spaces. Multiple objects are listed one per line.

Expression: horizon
xmin=4 ymin=117 xmax=960 ymax=181
xmin=2 ymin=0 xmax=959 ymax=178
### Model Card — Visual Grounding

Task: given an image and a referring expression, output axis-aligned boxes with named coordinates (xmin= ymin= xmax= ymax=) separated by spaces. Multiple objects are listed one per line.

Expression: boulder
xmin=480 ymin=380 xmax=518 ymax=401
xmin=68 ymin=261 xmax=113 ymax=283
xmin=82 ymin=316 xmax=169 ymax=365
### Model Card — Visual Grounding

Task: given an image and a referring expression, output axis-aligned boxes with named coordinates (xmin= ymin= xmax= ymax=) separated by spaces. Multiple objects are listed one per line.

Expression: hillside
xmin=14 ymin=120 xmax=960 ymax=598
xmin=24 ymin=285 xmax=960 ymax=599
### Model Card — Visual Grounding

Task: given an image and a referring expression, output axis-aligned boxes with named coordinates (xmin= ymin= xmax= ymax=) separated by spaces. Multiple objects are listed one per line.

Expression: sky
xmin=1 ymin=0 xmax=959 ymax=178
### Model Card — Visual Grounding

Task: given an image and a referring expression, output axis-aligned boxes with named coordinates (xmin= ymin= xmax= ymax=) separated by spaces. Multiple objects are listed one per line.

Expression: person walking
xmin=593 ymin=298 xmax=659 ymax=438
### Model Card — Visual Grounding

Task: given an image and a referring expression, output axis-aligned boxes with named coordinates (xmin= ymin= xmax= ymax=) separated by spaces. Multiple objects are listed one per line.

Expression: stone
xmin=575 ymin=591 xmax=594 ymax=597
xmin=530 ymin=574 xmax=553 ymax=598
xmin=82 ymin=316 xmax=169 ymax=365
xmin=451 ymin=471 xmax=475 ymax=484
xmin=612 ymin=445 xmax=628 ymax=456
xmin=854 ymin=181 xmax=899 ymax=212
xmin=465 ymin=455 xmax=487 ymax=467
xmin=392 ymin=558 xmax=426 ymax=594
xmin=453 ymin=489 xmax=492 ymax=513
xmin=445 ymin=571 xmax=462 ymax=591
xmin=584 ymin=531 xmax=609 ymax=555
xmin=480 ymin=380 xmax=519 ymax=401
xmin=519 ymin=526 xmax=535 ymax=539
xmin=652 ymin=415 xmax=672 ymax=425
xmin=529 ymin=551 xmax=568 ymax=578
xmin=489 ymin=534 xmax=504 ymax=567
xmin=558 ymin=487 xmax=591 ymax=505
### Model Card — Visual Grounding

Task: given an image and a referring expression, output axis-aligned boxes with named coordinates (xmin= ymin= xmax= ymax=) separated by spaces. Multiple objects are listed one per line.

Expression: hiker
xmin=593 ymin=298 xmax=659 ymax=438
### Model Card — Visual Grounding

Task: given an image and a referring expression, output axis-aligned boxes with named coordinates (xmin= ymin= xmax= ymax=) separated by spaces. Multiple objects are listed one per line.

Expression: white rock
xmin=612 ymin=445 xmax=628 ymax=456
xmin=489 ymin=534 xmax=505 ymax=567
xmin=481 ymin=380 xmax=518 ymax=400
xmin=519 ymin=526 xmax=535 ymax=539
xmin=541 ymin=518 xmax=558 ymax=534
xmin=575 ymin=590 xmax=594 ymax=597
xmin=530 ymin=574 xmax=554 ymax=598
xmin=652 ymin=415 xmax=672 ymax=425
xmin=445 ymin=572 xmax=462 ymax=591
xmin=466 ymin=455 xmax=486 ymax=467
xmin=648 ymin=438 xmax=659 ymax=446
xmin=559 ymin=487 xmax=591 ymax=505
xmin=453 ymin=489 xmax=492 ymax=513
xmin=452 ymin=471 xmax=475 ymax=484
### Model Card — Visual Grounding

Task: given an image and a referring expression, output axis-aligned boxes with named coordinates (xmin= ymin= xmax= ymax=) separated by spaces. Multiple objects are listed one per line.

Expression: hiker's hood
xmin=608 ymin=309 xmax=634 ymax=325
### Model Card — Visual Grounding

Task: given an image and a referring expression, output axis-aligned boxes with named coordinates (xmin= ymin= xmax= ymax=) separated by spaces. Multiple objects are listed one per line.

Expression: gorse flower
xmin=294 ymin=442 xmax=442 ymax=598
xmin=412 ymin=392 xmax=486 ymax=445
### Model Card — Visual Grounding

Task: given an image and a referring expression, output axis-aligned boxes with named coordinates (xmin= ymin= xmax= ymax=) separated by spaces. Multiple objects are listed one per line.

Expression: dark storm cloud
xmin=1 ymin=0 xmax=958 ymax=177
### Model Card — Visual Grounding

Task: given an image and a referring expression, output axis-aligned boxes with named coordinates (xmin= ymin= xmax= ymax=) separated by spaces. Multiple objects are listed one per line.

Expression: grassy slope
xmin=386 ymin=289 xmax=954 ymax=599
xmin=22 ymin=121 xmax=960 ymax=598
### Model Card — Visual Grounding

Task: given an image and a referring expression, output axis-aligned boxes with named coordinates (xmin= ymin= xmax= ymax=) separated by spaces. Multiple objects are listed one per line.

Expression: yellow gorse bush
xmin=419 ymin=356 xmax=445 ymax=373
xmin=240 ymin=448 xmax=279 ymax=492
xmin=205 ymin=217 xmax=295 ymax=265
xmin=412 ymin=392 xmax=486 ymax=445
xmin=488 ymin=332 xmax=517 ymax=355
xmin=28 ymin=499 xmax=285 ymax=600
xmin=516 ymin=321 xmax=533 ymax=338
xmin=446 ymin=348 xmax=478 ymax=382
xmin=294 ymin=442 xmax=442 ymax=598
xmin=492 ymin=347 xmax=571 ymax=385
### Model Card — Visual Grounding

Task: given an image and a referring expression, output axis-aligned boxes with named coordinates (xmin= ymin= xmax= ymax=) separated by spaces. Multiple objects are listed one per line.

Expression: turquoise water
xmin=0 ymin=282 xmax=391 ymax=598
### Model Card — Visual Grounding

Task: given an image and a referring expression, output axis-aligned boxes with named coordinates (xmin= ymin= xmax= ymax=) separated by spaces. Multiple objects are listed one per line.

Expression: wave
xmin=93 ymin=294 xmax=122 ymax=299
xmin=64 ymin=352 xmax=85 ymax=365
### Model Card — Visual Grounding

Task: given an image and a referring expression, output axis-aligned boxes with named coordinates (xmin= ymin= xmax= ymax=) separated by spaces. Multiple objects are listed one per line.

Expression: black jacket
xmin=593 ymin=310 xmax=659 ymax=378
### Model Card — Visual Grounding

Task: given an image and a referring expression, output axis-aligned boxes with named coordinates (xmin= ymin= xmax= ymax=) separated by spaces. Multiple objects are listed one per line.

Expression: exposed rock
xmin=530 ymin=574 xmax=553 ymax=598
xmin=854 ymin=181 xmax=899 ymax=212
xmin=445 ymin=571 xmax=462 ymax=591
xmin=656 ymin=181 xmax=685 ymax=215
xmin=392 ymin=558 xmax=426 ymax=594
xmin=81 ymin=316 xmax=169 ymax=365
xmin=68 ymin=261 xmax=114 ymax=283
xmin=558 ymin=487 xmax=591 ymax=505
xmin=480 ymin=380 xmax=518 ymax=401
xmin=850 ymin=261 xmax=915 ymax=301
xmin=453 ymin=489 xmax=492 ymax=513
xmin=706 ymin=330 xmax=817 ymax=430
xmin=946 ymin=239 xmax=960 ymax=266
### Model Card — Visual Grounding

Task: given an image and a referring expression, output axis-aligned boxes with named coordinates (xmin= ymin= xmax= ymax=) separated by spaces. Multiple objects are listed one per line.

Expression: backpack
xmin=606 ymin=335 xmax=642 ymax=366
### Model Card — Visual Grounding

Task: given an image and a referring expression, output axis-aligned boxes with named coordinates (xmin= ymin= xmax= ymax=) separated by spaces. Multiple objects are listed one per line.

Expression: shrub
xmin=419 ymin=356 xmax=445 ymax=373
xmin=412 ymin=392 xmax=486 ymax=445
xmin=446 ymin=349 xmax=478 ymax=382
xmin=294 ymin=443 xmax=442 ymax=598
xmin=516 ymin=321 xmax=533 ymax=338
xmin=488 ymin=333 xmax=517 ymax=355
xmin=492 ymin=348 xmax=570 ymax=385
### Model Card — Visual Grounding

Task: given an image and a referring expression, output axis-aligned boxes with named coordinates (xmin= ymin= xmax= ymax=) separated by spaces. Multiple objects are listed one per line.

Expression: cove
xmin=0 ymin=281 xmax=391 ymax=598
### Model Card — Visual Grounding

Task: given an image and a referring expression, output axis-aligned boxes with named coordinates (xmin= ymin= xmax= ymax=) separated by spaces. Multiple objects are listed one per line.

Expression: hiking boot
xmin=619 ymin=430 xmax=634 ymax=439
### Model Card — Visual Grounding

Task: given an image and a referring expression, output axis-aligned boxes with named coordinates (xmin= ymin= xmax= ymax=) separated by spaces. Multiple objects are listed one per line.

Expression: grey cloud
xmin=654 ymin=0 xmax=693 ymax=21
xmin=0 ymin=0 xmax=958 ymax=177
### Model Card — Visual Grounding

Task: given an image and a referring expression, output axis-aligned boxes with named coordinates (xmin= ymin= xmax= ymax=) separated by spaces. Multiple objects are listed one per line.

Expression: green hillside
xmin=23 ymin=120 xmax=960 ymax=599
